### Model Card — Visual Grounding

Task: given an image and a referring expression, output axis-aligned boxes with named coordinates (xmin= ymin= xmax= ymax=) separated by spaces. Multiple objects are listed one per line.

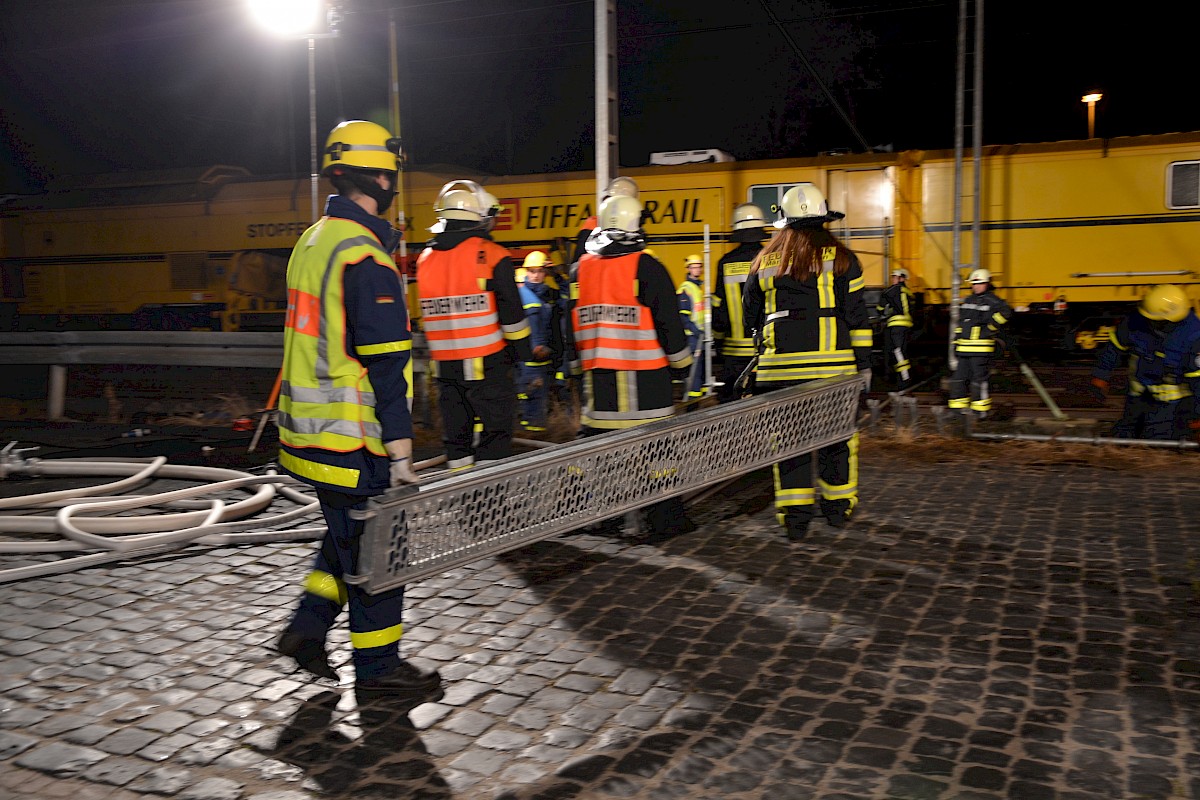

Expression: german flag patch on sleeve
xmin=375 ymin=295 xmax=395 ymax=304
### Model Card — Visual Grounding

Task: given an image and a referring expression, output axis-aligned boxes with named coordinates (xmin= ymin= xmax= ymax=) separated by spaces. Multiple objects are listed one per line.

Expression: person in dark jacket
xmin=517 ymin=251 xmax=556 ymax=432
xmin=876 ymin=267 xmax=916 ymax=390
xmin=712 ymin=202 xmax=769 ymax=402
xmin=275 ymin=120 xmax=442 ymax=707
xmin=947 ymin=268 xmax=1012 ymax=419
xmin=743 ymin=182 xmax=872 ymax=542
xmin=1090 ymin=284 xmax=1200 ymax=439
xmin=415 ymin=181 xmax=533 ymax=471
xmin=565 ymin=192 xmax=696 ymax=540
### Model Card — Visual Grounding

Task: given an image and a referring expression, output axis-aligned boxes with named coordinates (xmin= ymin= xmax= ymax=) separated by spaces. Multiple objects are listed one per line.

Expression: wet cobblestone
xmin=1 ymin=447 xmax=1199 ymax=798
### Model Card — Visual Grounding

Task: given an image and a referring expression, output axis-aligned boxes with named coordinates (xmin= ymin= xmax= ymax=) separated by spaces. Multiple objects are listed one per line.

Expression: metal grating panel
xmin=351 ymin=374 xmax=864 ymax=592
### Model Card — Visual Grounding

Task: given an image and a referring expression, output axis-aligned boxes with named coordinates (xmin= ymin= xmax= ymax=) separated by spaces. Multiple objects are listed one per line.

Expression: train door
xmin=825 ymin=167 xmax=894 ymax=290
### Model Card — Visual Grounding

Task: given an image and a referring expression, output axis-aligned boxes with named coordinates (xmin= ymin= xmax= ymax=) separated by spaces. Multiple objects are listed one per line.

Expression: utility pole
xmin=595 ymin=0 xmax=617 ymax=210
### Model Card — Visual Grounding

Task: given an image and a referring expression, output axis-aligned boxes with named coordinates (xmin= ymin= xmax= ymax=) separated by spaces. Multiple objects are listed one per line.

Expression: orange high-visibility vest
xmin=573 ymin=252 xmax=668 ymax=371
xmin=417 ymin=239 xmax=509 ymax=361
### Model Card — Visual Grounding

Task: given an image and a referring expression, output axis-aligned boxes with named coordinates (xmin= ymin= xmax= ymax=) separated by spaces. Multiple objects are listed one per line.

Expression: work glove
xmin=1088 ymin=377 xmax=1108 ymax=403
xmin=385 ymin=438 xmax=420 ymax=487
xmin=532 ymin=345 xmax=551 ymax=361
xmin=527 ymin=376 xmax=544 ymax=391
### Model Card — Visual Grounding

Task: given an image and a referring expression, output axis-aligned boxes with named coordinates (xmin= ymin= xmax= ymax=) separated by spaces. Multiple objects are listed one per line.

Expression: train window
xmin=1168 ymin=161 xmax=1199 ymax=209
xmin=748 ymin=184 xmax=798 ymax=224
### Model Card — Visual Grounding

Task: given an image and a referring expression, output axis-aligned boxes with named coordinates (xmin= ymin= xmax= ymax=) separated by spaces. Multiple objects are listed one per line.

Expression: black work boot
xmin=277 ymin=631 xmax=338 ymax=680
xmin=784 ymin=510 xmax=812 ymax=542
xmin=355 ymin=660 xmax=444 ymax=707
xmin=822 ymin=501 xmax=853 ymax=529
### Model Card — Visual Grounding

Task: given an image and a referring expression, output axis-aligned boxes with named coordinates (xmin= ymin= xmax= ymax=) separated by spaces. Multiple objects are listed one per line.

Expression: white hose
xmin=0 ymin=455 xmax=324 ymax=583
xmin=0 ymin=447 xmax=448 ymax=584
xmin=0 ymin=457 xmax=169 ymax=509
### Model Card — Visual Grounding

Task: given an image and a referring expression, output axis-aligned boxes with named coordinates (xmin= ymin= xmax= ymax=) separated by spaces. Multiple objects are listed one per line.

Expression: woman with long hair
xmin=743 ymin=182 xmax=873 ymax=542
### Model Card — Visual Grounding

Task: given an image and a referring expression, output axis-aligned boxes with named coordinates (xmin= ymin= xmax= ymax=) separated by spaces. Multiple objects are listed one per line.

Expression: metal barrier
xmin=0 ymin=331 xmax=285 ymax=368
xmin=350 ymin=374 xmax=864 ymax=593
xmin=0 ymin=331 xmax=429 ymax=420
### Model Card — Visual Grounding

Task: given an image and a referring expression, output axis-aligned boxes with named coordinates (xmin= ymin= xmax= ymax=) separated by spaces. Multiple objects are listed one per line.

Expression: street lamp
xmin=247 ymin=0 xmax=339 ymax=223
xmin=1081 ymin=92 xmax=1102 ymax=139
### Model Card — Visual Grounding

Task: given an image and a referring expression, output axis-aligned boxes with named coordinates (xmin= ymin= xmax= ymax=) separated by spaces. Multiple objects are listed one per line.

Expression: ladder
xmin=348 ymin=374 xmax=864 ymax=593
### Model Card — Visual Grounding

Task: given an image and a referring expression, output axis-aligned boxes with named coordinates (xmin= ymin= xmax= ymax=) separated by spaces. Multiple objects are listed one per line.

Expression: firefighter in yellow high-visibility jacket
xmin=275 ymin=120 xmax=442 ymax=707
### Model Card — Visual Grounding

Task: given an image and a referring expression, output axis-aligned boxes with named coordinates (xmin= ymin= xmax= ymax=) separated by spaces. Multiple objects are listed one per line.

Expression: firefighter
xmin=947 ymin=268 xmax=1012 ymax=418
xmin=416 ymin=180 xmax=532 ymax=470
xmin=677 ymin=254 xmax=708 ymax=400
xmin=275 ymin=120 xmax=441 ymax=706
xmin=566 ymin=192 xmax=697 ymax=539
xmin=743 ymin=183 xmax=872 ymax=542
xmin=712 ymin=202 xmax=768 ymax=402
xmin=876 ymin=267 xmax=916 ymax=390
xmin=517 ymin=251 xmax=556 ymax=432
xmin=1089 ymin=284 xmax=1200 ymax=439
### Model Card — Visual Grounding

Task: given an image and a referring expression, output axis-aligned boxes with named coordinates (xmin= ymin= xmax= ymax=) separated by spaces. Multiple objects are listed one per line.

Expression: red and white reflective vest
xmin=417 ymin=239 xmax=508 ymax=361
xmin=573 ymin=252 xmax=669 ymax=371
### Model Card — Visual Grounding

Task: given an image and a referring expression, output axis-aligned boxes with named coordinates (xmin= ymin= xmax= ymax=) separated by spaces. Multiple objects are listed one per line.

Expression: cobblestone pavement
xmin=2 ymin=442 xmax=1199 ymax=800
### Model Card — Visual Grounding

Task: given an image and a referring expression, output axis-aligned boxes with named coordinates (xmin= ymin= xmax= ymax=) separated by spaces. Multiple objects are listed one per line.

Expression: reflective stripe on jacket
xmin=573 ymin=252 xmax=669 ymax=371
xmin=278 ymin=217 xmax=393 ymax=457
xmin=954 ymin=290 xmax=1011 ymax=354
xmin=417 ymin=238 xmax=510 ymax=361
xmin=747 ymin=248 xmax=871 ymax=384
xmin=877 ymin=283 xmax=914 ymax=328
xmin=716 ymin=247 xmax=759 ymax=357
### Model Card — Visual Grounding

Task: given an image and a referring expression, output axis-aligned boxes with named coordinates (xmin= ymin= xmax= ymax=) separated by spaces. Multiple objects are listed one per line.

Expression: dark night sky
xmin=1 ymin=0 xmax=1196 ymax=196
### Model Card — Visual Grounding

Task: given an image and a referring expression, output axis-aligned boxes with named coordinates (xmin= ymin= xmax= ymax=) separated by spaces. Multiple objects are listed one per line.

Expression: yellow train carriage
xmin=0 ymin=167 xmax=317 ymax=330
xmin=914 ymin=133 xmax=1200 ymax=307
xmin=3 ymin=132 xmax=1197 ymax=349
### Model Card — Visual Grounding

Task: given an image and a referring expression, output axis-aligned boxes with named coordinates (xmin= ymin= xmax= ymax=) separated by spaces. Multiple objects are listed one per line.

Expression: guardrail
xmin=350 ymin=374 xmax=865 ymax=592
xmin=0 ymin=331 xmax=285 ymax=368
xmin=0 ymin=332 xmax=429 ymax=420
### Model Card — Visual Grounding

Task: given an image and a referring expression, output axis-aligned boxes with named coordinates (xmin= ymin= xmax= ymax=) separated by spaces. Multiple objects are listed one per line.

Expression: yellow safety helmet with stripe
xmin=321 ymin=120 xmax=401 ymax=174
xmin=1141 ymin=284 xmax=1190 ymax=323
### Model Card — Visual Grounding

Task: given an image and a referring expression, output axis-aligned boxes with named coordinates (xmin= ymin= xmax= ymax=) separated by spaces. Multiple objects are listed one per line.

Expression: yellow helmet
xmin=605 ymin=176 xmax=639 ymax=199
xmin=1141 ymin=284 xmax=1190 ymax=322
xmin=322 ymin=120 xmax=401 ymax=174
xmin=523 ymin=251 xmax=550 ymax=269
xmin=775 ymin=182 xmax=844 ymax=227
xmin=732 ymin=202 xmax=767 ymax=231
xmin=685 ymin=254 xmax=702 ymax=266
xmin=968 ymin=268 xmax=991 ymax=284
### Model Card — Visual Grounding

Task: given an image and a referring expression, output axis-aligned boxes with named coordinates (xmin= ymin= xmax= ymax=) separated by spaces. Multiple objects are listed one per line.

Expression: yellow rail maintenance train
xmin=2 ymin=131 xmax=1197 ymax=353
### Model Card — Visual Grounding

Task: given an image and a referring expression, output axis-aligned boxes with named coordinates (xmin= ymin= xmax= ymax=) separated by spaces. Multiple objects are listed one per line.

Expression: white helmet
xmin=431 ymin=180 xmax=498 ymax=231
xmin=891 ymin=268 xmax=909 ymax=281
xmin=479 ymin=189 xmax=500 ymax=231
xmin=774 ymin=182 xmax=844 ymax=228
xmin=605 ymin=176 xmax=639 ymax=200
xmin=597 ymin=194 xmax=644 ymax=234
xmin=968 ymin=268 xmax=991 ymax=284
xmin=732 ymin=202 xmax=767 ymax=231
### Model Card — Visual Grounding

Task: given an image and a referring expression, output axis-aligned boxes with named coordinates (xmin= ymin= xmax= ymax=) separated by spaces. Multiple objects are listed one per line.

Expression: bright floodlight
xmin=1081 ymin=92 xmax=1102 ymax=104
xmin=247 ymin=0 xmax=323 ymax=36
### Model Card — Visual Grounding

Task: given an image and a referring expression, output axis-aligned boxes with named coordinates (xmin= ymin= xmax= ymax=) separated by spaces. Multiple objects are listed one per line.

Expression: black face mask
xmin=366 ymin=173 xmax=398 ymax=215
